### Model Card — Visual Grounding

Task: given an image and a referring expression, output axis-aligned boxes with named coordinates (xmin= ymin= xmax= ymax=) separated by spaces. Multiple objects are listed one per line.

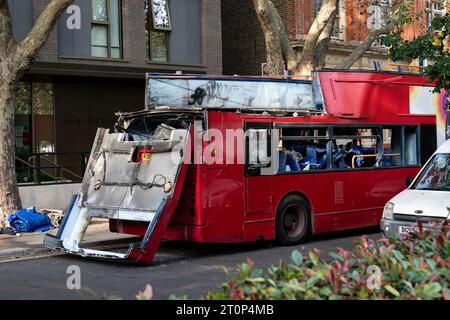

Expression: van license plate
xmin=399 ymin=225 xmax=429 ymax=235
xmin=399 ymin=226 xmax=417 ymax=235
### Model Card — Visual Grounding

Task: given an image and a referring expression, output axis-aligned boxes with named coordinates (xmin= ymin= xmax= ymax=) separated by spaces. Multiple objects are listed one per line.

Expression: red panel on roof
xmin=318 ymin=71 xmax=432 ymax=119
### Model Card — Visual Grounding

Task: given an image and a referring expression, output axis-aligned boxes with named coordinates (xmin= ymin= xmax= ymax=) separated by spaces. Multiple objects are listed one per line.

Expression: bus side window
xmin=246 ymin=128 xmax=271 ymax=175
xmin=419 ymin=124 xmax=437 ymax=165
xmin=405 ymin=126 xmax=419 ymax=166
xmin=382 ymin=127 xmax=402 ymax=167
xmin=278 ymin=127 xmax=329 ymax=173
xmin=334 ymin=127 xmax=381 ymax=169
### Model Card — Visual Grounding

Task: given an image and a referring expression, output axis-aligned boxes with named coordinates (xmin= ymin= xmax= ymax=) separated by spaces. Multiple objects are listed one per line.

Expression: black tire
xmin=275 ymin=195 xmax=311 ymax=246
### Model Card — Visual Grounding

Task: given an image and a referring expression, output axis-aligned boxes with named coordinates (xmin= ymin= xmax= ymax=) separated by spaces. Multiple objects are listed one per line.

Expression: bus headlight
xmin=383 ymin=202 xmax=395 ymax=220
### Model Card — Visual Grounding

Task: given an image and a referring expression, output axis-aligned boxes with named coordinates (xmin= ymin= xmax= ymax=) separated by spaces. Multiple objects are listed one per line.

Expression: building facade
xmin=9 ymin=0 xmax=222 ymax=183
xmin=221 ymin=0 xmax=437 ymax=76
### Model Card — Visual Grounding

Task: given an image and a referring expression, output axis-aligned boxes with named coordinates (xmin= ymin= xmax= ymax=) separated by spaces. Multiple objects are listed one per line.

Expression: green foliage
xmin=381 ymin=13 xmax=450 ymax=93
xmin=204 ymin=223 xmax=450 ymax=300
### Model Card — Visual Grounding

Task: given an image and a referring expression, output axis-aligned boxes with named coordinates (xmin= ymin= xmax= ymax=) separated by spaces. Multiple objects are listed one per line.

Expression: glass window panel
xmin=16 ymin=82 xmax=32 ymax=115
xmin=92 ymin=0 xmax=108 ymax=21
xmin=149 ymin=30 xmax=168 ymax=61
xmin=315 ymin=0 xmax=322 ymax=13
xmin=382 ymin=128 xmax=402 ymax=167
xmin=151 ymin=0 xmax=171 ymax=30
xmin=405 ymin=126 xmax=418 ymax=166
xmin=32 ymin=83 xmax=54 ymax=116
xmin=15 ymin=82 xmax=32 ymax=158
xmin=111 ymin=47 xmax=121 ymax=58
xmin=92 ymin=46 xmax=108 ymax=57
xmin=109 ymin=0 xmax=121 ymax=48
xmin=91 ymin=25 xmax=108 ymax=46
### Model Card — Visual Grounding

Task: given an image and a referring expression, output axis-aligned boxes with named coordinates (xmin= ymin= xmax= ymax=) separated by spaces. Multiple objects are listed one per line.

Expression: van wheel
xmin=275 ymin=195 xmax=311 ymax=246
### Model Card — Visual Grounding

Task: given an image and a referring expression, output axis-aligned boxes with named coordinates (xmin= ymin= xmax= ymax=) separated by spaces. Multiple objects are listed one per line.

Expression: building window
xmin=91 ymin=0 xmax=122 ymax=59
xmin=146 ymin=0 xmax=171 ymax=62
xmin=314 ymin=0 xmax=344 ymax=39
xmin=428 ymin=2 xmax=446 ymax=29
xmin=15 ymin=82 xmax=56 ymax=183
xmin=367 ymin=0 xmax=391 ymax=31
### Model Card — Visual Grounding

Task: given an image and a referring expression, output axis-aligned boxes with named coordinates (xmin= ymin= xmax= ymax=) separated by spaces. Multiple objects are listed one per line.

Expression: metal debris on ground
xmin=0 ymin=227 xmax=17 ymax=235
xmin=41 ymin=209 xmax=64 ymax=228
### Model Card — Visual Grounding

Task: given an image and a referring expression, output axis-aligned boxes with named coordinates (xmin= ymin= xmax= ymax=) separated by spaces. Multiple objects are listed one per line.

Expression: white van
xmin=381 ymin=139 xmax=450 ymax=237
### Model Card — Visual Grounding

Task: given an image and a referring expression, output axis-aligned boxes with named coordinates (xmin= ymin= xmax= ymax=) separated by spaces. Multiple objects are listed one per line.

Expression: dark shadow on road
xmin=52 ymin=226 xmax=381 ymax=268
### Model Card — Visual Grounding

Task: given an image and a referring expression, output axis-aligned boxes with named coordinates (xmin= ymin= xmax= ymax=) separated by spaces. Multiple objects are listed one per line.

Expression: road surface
xmin=0 ymin=227 xmax=380 ymax=300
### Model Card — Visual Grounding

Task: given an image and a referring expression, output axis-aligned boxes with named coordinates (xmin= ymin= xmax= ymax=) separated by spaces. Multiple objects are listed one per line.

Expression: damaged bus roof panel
xmin=146 ymin=74 xmax=320 ymax=112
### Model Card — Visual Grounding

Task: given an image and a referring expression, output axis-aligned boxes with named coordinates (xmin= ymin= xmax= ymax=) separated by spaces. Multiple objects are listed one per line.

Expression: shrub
xmin=204 ymin=222 xmax=450 ymax=300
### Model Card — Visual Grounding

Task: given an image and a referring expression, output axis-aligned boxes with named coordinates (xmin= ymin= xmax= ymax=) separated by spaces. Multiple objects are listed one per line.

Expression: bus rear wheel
xmin=275 ymin=195 xmax=311 ymax=246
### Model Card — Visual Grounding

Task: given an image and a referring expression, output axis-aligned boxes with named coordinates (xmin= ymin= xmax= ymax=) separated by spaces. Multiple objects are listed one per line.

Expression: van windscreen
xmin=412 ymin=153 xmax=450 ymax=191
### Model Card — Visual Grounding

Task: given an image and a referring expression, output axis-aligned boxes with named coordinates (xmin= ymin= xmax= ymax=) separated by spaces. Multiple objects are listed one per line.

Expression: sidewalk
xmin=0 ymin=219 xmax=140 ymax=261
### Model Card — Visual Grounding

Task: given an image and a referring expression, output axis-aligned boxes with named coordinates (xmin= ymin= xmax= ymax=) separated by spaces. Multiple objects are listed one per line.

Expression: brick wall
xmin=345 ymin=0 xmax=368 ymax=41
xmin=202 ymin=0 xmax=223 ymax=74
xmin=221 ymin=0 xmax=288 ymax=75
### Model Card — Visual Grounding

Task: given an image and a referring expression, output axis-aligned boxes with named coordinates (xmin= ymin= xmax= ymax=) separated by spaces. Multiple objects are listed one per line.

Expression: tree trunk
xmin=313 ymin=11 xmax=336 ymax=69
xmin=266 ymin=1 xmax=298 ymax=72
xmin=296 ymin=0 xmax=336 ymax=76
xmin=253 ymin=0 xmax=284 ymax=75
xmin=0 ymin=64 xmax=21 ymax=227
xmin=0 ymin=0 xmax=73 ymax=226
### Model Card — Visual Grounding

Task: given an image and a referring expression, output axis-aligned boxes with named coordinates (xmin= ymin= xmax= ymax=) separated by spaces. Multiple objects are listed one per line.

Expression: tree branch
xmin=0 ymin=0 xmax=16 ymax=59
xmin=313 ymin=11 xmax=336 ymax=69
xmin=14 ymin=0 xmax=73 ymax=71
xmin=296 ymin=0 xmax=336 ymax=76
xmin=337 ymin=23 xmax=395 ymax=69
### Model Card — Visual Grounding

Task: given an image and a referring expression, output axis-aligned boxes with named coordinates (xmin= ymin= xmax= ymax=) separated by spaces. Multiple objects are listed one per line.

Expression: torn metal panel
xmin=44 ymin=121 xmax=192 ymax=265
xmin=80 ymin=129 xmax=186 ymax=213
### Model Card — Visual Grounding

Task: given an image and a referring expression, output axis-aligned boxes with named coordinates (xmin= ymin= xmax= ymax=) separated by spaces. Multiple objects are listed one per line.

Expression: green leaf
xmin=426 ymin=258 xmax=436 ymax=270
xmin=421 ymin=283 xmax=442 ymax=299
xmin=309 ymin=251 xmax=319 ymax=266
xmin=291 ymin=250 xmax=303 ymax=266
xmin=328 ymin=251 xmax=344 ymax=262
xmin=251 ymin=267 xmax=263 ymax=278
xmin=384 ymin=285 xmax=400 ymax=297
xmin=306 ymin=275 xmax=320 ymax=287
xmin=251 ymin=277 xmax=266 ymax=283
xmin=392 ymin=249 xmax=405 ymax=261
xmin=240 ymin=263 xmax=249 ymax=276
xmin=269 ymin=289 xmax=281 ymax=299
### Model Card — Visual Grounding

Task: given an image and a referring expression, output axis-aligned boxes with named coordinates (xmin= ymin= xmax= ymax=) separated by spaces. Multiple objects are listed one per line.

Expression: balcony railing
xmin=15 ymin=152 xmax=90 ymax=185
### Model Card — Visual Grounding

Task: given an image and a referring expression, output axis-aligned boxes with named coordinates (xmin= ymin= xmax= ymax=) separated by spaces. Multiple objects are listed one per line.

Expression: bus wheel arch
xmin=274 ymin=192 xmax=312 ymax=246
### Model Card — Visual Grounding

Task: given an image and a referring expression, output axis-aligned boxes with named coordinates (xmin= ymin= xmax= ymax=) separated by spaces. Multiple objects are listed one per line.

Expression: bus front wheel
xmin=275 ymin=195 xmax=311 ymax=246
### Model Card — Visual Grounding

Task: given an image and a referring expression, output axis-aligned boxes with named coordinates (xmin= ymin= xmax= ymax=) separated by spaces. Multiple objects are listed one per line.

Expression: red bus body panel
xmin=110 ymin=71 xmax=437 ymax=244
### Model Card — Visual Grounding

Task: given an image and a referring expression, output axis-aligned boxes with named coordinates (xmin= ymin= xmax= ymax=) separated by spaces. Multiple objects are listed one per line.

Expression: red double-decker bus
xmin=46 ymin=70 xmax=444 ymax=265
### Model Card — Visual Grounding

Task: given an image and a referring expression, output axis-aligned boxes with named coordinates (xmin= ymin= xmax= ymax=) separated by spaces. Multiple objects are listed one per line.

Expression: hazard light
xmin=138 ymin=146 xmax=152 ymax=164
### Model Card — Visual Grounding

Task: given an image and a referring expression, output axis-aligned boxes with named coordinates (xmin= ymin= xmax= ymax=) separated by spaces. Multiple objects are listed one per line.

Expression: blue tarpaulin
xmin=8 ymin=207 xmax=54 ymax=233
